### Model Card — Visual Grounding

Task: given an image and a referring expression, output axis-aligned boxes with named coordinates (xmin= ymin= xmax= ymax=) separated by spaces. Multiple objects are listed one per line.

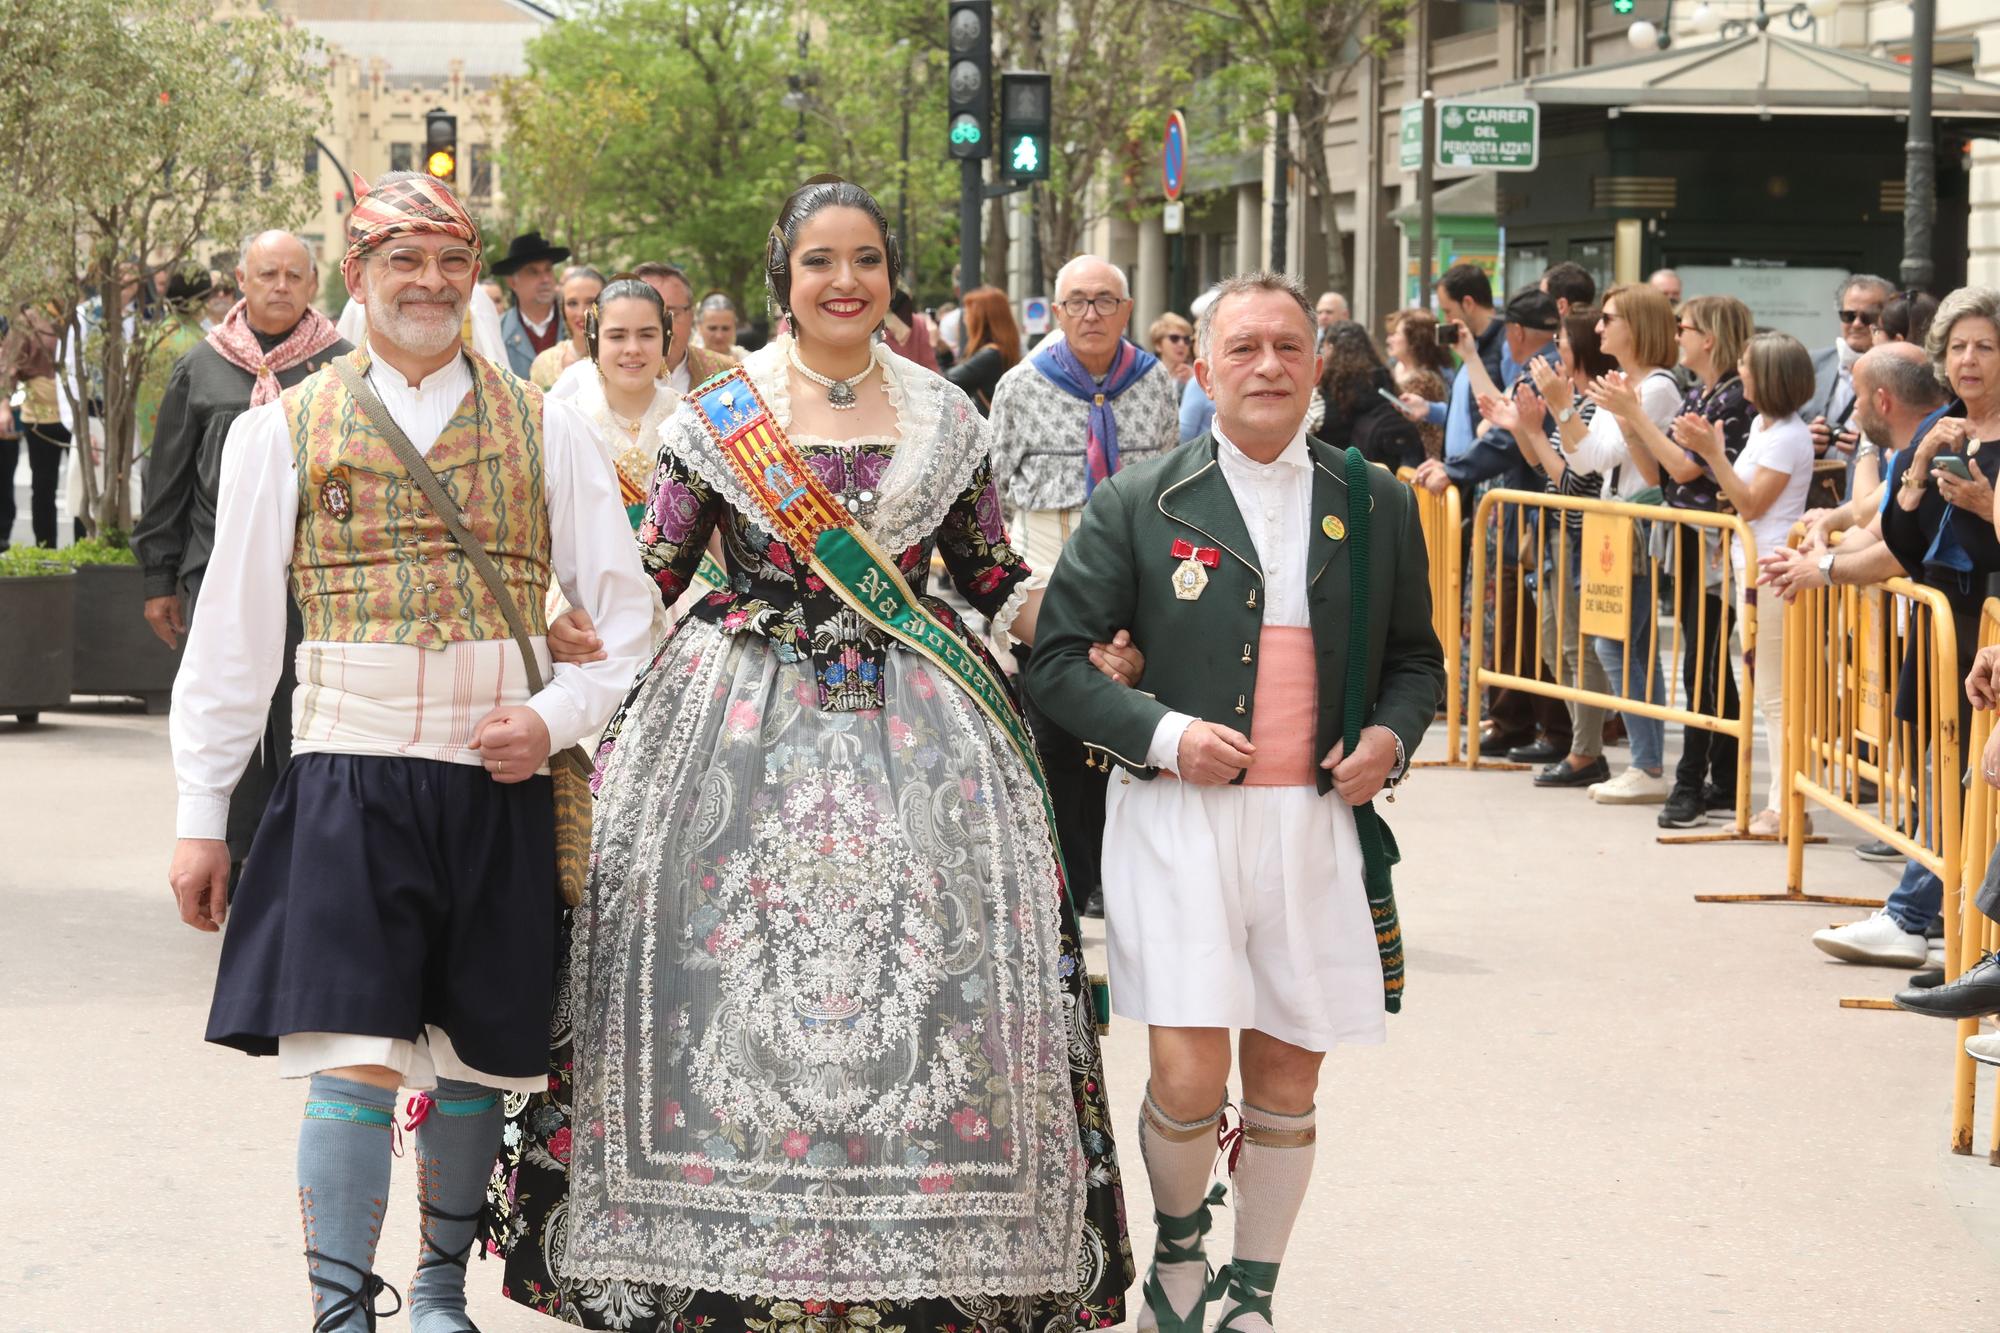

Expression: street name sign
xmin=1400 ymin=99 xmax=1540 ymax=173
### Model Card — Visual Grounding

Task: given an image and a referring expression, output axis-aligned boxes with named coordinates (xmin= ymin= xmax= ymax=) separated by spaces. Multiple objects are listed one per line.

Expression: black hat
xmin=490 ymin=230 xmax=571 ymax=277
xmin=1503 ymin=286 xmax=1561 ymax=332
xmin=164 ymin=269 xmax=216 ymax=308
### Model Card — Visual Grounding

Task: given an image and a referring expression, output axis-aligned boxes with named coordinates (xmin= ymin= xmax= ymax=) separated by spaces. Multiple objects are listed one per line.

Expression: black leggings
xmin=0 ymin=421 xmax=66 ymax=548
xmin=1672 ymin=523 xmax=1740 ymax=799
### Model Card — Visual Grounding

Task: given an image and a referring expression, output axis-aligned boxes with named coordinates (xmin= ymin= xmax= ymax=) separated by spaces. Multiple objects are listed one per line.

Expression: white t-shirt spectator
xmin=1563 ymin=368 xmax=1682 ymax=502
xmin=1734 ymin=412 xmax=1816 ymax=571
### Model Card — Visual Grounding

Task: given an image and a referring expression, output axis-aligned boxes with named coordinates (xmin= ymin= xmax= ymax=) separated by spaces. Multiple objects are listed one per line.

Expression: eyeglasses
xmin=1598 ymin=312 xmax=1622 ymax=325
xmin=381 ymin=246 xmax=478 ymax=280
xmin=1839 ymin=308 xmax=1880 ymax=326
xmin=1161 ymin=333 xmax=1189 ymax=345
xmin=1059 ymin=295 xmax=1130 ymax=319
xmin=662 ymin=304 xmax=692 ymax=319
xmin=1678 ymin=322 xmax=1702 ymax=334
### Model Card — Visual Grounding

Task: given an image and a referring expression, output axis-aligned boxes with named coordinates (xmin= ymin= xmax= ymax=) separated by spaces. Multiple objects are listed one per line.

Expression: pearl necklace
xmin=788 ymin=340 xmax=876 ymax=410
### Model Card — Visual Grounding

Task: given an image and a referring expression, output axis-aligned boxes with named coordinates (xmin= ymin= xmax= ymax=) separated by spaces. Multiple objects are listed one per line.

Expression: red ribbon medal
xmin=1169 ymin=538 xmax=1220 ymax=567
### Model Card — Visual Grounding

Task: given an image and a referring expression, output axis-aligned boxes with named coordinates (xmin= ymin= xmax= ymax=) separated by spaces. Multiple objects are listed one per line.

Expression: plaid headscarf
xmin=343 ymin=171 xmax=479 ymax=266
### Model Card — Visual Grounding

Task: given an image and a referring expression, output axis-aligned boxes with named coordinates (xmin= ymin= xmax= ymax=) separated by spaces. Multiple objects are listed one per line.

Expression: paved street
xmin=5 ymin=706 xmax=1999 ymax=1330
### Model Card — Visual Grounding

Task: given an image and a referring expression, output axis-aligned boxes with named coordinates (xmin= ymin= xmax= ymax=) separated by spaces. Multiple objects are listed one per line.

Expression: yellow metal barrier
xmin=1705 ymin=561 xmax=1962 ymax=916
xmin=1398 ymin=468 xmax=1463 ymax=763
xmin=1950 ymin=598 xmax=2000 ymax=1158
xmin=1465 ymin=488 xmax=1758 ymax=838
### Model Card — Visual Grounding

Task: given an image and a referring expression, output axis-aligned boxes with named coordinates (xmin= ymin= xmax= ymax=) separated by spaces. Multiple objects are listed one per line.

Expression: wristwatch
xmin=1383 ymin=731 xmax=1409 ymax=802
xmin=1817 ymin=551 xmax=1836 ymax=585
xmin=1554 ymin=405 xmax=1577 ymax=425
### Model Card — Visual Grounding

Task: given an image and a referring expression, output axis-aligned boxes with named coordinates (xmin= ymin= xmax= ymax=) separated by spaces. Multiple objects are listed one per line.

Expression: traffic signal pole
xmin=959 ymin=157 xmax=984 ymax=295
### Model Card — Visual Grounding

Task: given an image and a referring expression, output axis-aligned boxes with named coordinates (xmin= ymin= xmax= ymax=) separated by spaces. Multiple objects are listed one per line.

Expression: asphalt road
xmin=5 ymin=707 xmax=1997 ymax=1330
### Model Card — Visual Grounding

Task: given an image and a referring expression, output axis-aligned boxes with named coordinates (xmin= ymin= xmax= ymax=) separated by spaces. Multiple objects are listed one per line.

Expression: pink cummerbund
xmin=1243 ymin=626 xmax=1320 ymax=787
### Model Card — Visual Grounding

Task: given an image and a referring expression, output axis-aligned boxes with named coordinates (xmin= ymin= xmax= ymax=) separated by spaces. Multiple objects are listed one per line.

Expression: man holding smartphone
xmin=1805 ymin=274 xmax=1894 ymax=469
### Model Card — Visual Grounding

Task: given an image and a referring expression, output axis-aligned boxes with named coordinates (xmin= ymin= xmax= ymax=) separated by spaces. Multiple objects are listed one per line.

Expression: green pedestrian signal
xmin=1610 ymin=0 xmax=1635 ymax=12
xmin=997 ymin=71 xmax=1051 ymax=182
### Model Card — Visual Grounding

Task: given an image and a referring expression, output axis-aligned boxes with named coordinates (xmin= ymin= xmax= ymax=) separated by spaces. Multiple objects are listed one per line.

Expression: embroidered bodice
xmin=638 ymin=339 xmax=1031 ymax=711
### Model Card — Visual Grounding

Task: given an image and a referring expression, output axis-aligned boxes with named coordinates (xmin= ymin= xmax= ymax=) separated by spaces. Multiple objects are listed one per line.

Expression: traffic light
xmin=424 ymin=108 xmax=457 ymax=183
xmin=1610 ymin=0 xmax=1636 ymax=12
xmin=946 ymin=0 xmax=991 ymax=160
xmin=998 ymin=71 xmax=1051 ymax=183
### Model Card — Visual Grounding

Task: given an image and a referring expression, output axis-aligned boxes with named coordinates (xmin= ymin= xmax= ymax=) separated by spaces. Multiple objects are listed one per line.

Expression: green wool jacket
xmin=1024 ymin=431 xmax=1446 ymax=1009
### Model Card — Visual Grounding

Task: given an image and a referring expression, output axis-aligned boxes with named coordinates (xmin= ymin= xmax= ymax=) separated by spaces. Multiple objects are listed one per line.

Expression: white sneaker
xmin=1811 ymin=911 xmax=1930 ymax=967
xmin=1589 ymin=767 xmax=1669 ymax=804
xmin=1968 ymin=1033 xmax=2000 ymax=1068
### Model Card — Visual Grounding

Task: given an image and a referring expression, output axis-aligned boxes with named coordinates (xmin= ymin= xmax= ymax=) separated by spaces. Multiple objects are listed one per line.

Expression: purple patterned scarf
xmin=1031 ymin=336 xmax=1157 ymax=497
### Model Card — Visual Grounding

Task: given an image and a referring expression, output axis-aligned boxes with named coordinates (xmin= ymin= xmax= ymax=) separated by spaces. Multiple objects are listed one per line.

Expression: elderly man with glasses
xmin=1804 ymin=272 xmax=1896 ymax=465
xmin=988 ymin=253 xmax=1180 ymax=918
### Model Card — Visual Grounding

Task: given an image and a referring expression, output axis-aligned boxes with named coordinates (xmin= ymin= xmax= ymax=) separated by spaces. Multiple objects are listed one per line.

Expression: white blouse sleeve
xmin=1564 ymin=410 xmax=1630 ymax=476
xmin=169 ymin=402 xmax=299 ymax=839
xmin=525 ymin=396 xmax=657 ymax=751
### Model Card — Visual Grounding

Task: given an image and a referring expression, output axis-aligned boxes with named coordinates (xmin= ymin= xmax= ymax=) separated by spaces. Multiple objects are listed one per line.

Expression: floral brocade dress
xmin=488 ymin=342 xmax=1133 ymax=1332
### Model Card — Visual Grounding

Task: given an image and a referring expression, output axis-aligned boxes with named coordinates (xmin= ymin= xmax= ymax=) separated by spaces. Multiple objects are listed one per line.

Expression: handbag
xmin=332 ymin=359 xmax=593 ymax=907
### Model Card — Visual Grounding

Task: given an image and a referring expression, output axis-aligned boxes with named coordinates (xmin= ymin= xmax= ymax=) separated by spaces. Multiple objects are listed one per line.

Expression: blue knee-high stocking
xmin=407 ymin=1078 xmax=504 ymax=1333
xmin=298 ymin=1075 xmax=401 ymax=1332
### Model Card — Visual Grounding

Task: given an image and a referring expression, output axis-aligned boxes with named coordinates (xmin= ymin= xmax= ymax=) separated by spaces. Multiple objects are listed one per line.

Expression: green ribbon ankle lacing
xmin=1141 ymin=1183 xmax=1230 ymax=1333
xmin=1213 ymin=1257 xmax=1282 ymax=1330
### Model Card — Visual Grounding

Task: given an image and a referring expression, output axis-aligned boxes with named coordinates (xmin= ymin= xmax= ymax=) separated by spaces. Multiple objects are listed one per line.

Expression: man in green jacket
xmin=1027 ymin=271 xmax=1444 ymax=1333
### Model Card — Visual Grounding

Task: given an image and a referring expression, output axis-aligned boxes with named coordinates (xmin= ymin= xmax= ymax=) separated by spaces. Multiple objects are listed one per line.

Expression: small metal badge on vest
xmin=1323 ymin=514 xmax=1346 ymax=541
xmin=319 ymin=468 xmax=353 ymax=522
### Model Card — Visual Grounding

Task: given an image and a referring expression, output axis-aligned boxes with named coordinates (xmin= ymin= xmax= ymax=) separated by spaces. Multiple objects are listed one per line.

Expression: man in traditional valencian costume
xmin=165 ymin=171 xmax=653 ymax=1332
xmin=1028 ymin=272 xmax=1444 ymax=1332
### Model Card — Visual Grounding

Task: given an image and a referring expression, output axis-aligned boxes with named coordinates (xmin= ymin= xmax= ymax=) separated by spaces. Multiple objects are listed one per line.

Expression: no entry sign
xmin=1162 ymin=110 xmax=1187 ymax=201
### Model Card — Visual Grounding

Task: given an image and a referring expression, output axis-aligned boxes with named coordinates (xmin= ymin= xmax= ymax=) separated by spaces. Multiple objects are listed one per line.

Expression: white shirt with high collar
xmin=1145 ymin=418 xmax=1314 ymax=769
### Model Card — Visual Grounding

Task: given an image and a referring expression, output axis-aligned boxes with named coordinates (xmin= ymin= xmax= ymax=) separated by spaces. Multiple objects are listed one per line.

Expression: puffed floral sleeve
xmin=936 ymin=454 xmax=1034 ymax=646
xmin=637 ymin=440 xmax=725 ymax=609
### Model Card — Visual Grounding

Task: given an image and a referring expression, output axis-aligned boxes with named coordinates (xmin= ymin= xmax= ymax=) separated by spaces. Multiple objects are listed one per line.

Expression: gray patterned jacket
xmin=986 ymin=354 xmax=1181 ymax=512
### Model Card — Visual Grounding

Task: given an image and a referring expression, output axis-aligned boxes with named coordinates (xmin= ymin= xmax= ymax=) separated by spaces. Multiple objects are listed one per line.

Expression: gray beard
xmin=370 ymin=297 xmax=463 ymax=358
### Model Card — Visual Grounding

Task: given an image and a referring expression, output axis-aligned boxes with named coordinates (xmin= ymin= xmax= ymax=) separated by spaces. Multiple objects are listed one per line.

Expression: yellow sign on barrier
xmin=1579 ymin=512 xmax=1631 ymax=642
xmin=1858 ymin=591 xmax=1887 ymax=742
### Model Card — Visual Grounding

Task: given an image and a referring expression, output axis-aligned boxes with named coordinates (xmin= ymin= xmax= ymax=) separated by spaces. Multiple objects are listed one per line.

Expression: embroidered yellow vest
xmin=287 ymin=349 xmax=551 ymax=650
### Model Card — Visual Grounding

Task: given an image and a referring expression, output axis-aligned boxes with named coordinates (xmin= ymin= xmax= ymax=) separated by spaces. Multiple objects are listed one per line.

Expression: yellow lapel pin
xmin=1322 ymin=514 xmax=1346 ymax=541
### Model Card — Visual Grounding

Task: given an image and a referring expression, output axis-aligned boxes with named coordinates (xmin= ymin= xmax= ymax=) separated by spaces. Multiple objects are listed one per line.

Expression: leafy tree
xmin=0 ymin=1 xmax=82 ymax=277
xmin=496 ymin=0 xmax=801 ymax=307
xmin=995 ymin=0 xmax=1195 ymax=293
xmin=499 ymin=0 xmax=1197 ymax=308
xmin=1191 ymin=0 xmax=1408 ymax=293
xmin=1 ymin=0 xmax=324 ymax=536
xmin=796 ymin=0 xmax=963 ymax=300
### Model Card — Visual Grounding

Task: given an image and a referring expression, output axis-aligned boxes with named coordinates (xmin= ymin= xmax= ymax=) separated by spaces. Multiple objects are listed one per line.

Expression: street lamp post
xmin=1902 ymin=0 xmax=1938 ymax=291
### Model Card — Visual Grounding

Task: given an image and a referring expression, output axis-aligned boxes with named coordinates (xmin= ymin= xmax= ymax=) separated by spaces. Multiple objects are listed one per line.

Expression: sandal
xmin=305 ymin=1250 xmax=401 ymax=1332
xmin=1137 ymin=1183 xmax=1229 ymax=1333
xmin=1212 ymin=1258 xmax=1282 ymax=1331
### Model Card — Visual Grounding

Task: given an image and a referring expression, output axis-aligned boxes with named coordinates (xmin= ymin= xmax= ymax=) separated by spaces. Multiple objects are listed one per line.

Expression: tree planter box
xmin=72 ymin=563 xmax=179 ymax=713
xmin=0 ymin=572 xmax=76 ymax=723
